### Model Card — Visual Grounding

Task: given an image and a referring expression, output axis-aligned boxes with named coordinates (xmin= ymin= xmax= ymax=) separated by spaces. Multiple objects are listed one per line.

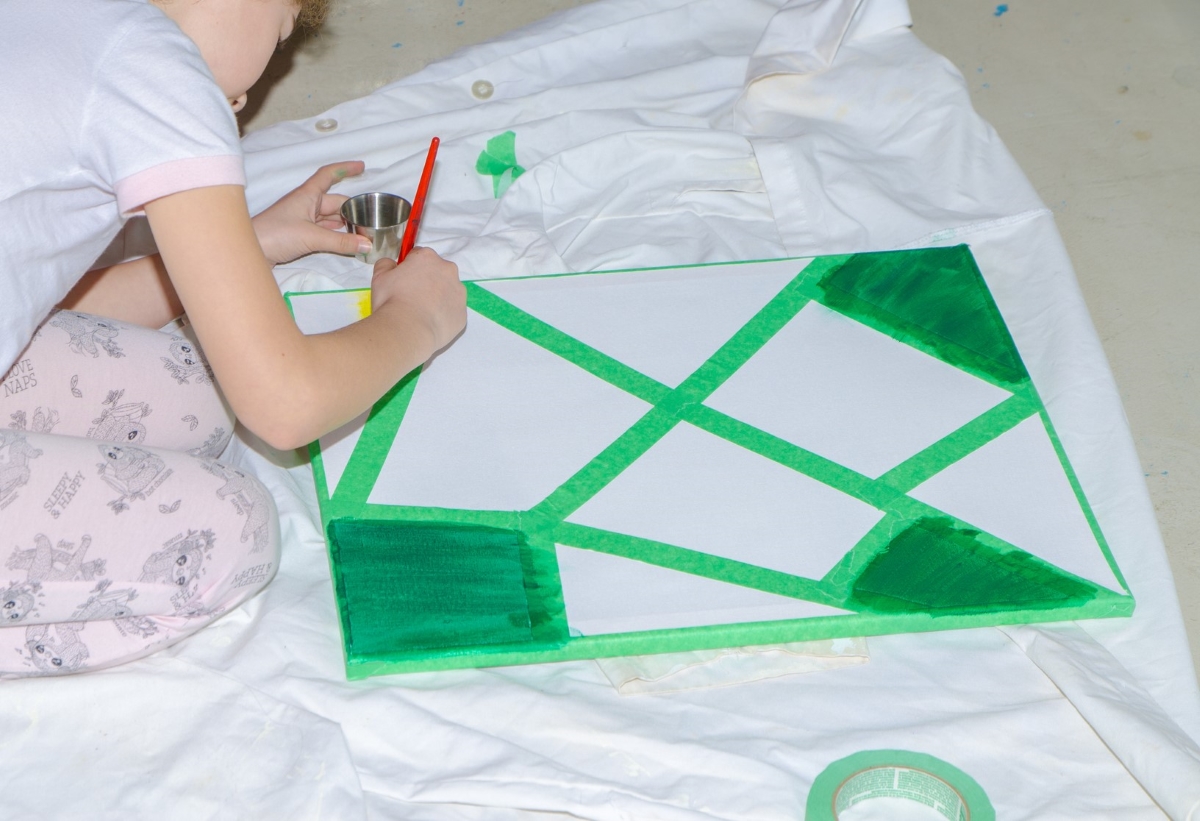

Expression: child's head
xmin=154 ymin=0 xmax=328 ymax=112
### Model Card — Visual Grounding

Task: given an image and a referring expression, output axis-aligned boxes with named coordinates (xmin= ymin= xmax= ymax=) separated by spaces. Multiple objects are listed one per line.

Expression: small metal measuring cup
xmin=342 ymin=192 xmax=411 ymax=264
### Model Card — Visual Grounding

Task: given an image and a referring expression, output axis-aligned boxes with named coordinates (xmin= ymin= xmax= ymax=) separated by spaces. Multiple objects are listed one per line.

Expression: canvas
xmin=286 ymin=246 xmax=1131 ymax=679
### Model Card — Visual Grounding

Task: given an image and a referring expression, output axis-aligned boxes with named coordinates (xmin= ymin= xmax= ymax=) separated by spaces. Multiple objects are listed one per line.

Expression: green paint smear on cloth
xmin=849 ymin=517 xmax=1097 ymax=615
xmin=817 ymin=246 xmax=1028 ymax=387
xmin=475 ymin=131 xmax=526 ymax=198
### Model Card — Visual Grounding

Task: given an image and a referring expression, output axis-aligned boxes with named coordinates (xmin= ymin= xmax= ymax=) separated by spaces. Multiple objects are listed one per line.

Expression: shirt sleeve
xmin=81 ymin=8 xmax=245 ymax=215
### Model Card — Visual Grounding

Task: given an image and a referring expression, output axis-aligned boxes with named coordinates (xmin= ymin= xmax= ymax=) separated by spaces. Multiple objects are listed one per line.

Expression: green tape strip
xmin=475 ymin=131 xmax=526 ymax=198
xmin=806 ymin=749 xmax=994 ymax=821
xmin=553 ymin=521 xmax=840 ymax=607
xmin=874 ymin=392 xmax=1036 ymax=494
xmin=345 ymin=591 xmax=1131 ymax=677
xmin=1032 ymin=402 xmax=1130 ymax=593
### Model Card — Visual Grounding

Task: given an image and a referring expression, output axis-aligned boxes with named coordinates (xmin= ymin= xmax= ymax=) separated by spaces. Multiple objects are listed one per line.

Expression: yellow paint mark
xmin=354 ymin=290 xmax=372 ymax=318
xmin=1133 ymin=130 xmax=1153 ymax=141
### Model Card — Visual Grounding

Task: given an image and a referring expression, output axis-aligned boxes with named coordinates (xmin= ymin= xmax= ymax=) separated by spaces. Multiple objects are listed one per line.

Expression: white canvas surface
xmin=909 ymin=415 xmax=1124 ymax=592
xmin=556 ymin=544 xmax=851 ymax=636
xmin=566 ymin=421 xmax=885 ymax=580
xmin=9 ymin=0 xmax=1199 ymax=818
xmin=705 ymin=301 xmax=1012 ymax=479
xmin=479 ymin=259 xmax=808 ymax=387
xmin=367 ymin=310 xmax=652 ymax=510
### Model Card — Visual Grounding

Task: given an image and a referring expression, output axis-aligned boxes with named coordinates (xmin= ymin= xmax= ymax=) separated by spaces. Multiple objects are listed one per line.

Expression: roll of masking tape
xmin=805 ymin=750 xmax=994 ymax=821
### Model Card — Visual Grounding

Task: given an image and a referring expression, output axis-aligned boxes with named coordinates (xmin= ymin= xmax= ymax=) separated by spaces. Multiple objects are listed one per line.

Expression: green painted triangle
xmin=848 ymin=517 xmax=1097 ymax=615
xmin=816 ymin=246 xmax=1028 ymax=386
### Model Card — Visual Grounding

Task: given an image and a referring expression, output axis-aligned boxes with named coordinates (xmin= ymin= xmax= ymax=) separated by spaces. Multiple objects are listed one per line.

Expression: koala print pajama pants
xmin=0 ymin=311 xmax=280 ymax=678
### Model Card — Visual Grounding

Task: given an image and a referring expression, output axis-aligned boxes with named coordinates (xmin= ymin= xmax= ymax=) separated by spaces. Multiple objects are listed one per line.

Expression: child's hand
xmin=251 ymin=161 xmax=370 ymax=264
xmin=370 ymin=248 xmax=467 ymax=355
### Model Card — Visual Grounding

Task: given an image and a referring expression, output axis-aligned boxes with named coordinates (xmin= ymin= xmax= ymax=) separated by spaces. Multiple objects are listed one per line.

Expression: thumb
xmin=306 ymin=224 xmax=371 ymax=258
xmin=372 ymin=257 xmax=398 ymax=279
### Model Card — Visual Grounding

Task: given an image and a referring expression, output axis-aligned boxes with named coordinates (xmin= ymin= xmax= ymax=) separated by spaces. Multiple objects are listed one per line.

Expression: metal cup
xmin=342 ymin=192 xmax=412 ymax=264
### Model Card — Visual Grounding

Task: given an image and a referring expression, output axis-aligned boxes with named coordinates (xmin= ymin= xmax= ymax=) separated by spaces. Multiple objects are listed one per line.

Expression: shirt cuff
xmin=114 ymin=155 xmax=246 ymax=215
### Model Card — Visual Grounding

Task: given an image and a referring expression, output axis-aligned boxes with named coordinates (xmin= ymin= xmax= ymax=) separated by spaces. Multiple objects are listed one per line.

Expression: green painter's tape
xmin=553 ymin=521 xmax=840 ymax=607
xmin=475 ymin=131 xmax=526 ymax=198
xmin=1033 ymin=404 xmax=1130 ymax=593
xmin=874 ymin=392 xmax=1036 ymax=494
xmin=806 ymin=750 xmax=994 ymax=821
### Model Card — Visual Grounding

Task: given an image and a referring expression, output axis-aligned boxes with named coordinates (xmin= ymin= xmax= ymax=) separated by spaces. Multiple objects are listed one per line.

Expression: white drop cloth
xmin=4 ymin=0 xmax=1200 ymax=818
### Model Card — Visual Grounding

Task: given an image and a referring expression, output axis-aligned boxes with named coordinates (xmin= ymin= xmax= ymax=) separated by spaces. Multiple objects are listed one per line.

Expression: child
xmin=0 ymin=0 xmax=466 ymax=677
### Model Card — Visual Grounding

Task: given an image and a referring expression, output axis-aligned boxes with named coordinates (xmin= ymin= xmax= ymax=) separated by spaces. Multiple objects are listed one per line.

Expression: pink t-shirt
xmin=0 ymin=0 xmax=245 ymax=374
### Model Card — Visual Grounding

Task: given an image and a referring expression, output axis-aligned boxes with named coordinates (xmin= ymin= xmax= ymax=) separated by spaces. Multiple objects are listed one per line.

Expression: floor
xmin=240 ymin=0 xmax=1200 ymax=681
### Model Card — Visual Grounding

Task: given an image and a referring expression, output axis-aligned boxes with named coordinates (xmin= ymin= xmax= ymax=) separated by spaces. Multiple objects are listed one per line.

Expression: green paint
xmin=806 ymin=749 xmax=994 ymax=821
xmin=327 ymin=519 xmax=534 ymax=656
xmin=817 ymin=246 xmax=1028 ymax=387
xmin=475 ymin=131 xmax=526 ymax=197
xmin=849 ymin=517 xmax=1097 ymax=615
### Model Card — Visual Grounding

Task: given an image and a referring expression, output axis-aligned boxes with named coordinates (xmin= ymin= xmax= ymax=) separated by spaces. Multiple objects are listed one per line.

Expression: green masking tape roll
xmin=805 ymin=750 xmax=995 ymax=821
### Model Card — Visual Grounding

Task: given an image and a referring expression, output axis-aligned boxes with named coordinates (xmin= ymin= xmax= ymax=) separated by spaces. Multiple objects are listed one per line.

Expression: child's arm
xmin=144 ymin=183 xmax=465 ymax=450
xmin=62 ymin=163 xmax=370 ymax=329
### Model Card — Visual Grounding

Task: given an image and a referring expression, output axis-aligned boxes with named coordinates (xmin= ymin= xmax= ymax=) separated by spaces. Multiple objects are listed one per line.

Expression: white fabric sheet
xmin=6 ymin=0 xmax=1200 ymax=818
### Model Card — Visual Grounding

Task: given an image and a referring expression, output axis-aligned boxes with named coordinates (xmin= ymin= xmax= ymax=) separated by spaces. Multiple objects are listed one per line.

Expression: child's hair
xmin=296 ymin=0 xmax=329 ymax=30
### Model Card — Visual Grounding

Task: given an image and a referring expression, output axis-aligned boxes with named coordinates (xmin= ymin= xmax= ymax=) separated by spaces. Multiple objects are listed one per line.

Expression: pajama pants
xmin=0 ymin=311 xmax=280 ymax=678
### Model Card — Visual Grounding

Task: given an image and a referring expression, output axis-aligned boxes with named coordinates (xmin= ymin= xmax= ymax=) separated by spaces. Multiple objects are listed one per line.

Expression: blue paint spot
xmin=392 ymin=42 xmax=402 ymax=47
xmin=994 ymin=4 xmax=1008 ymax=16
xmin=1115 ymin=119 xmax=1122 ymax=124
xmin=982 ymin=82 xmax=990 ymax=88
xmin=457 ymin=0 xmax=464 ymax=6
xmin=977 ymin=67 xmax=984 ymax=73
xmin=456 ymin=19 xmax=464 ymax=25
xmin=1161 ymin=471 xmax=1169 ymax=476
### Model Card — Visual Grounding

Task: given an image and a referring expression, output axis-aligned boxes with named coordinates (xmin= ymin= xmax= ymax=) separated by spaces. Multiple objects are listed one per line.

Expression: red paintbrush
xmin=398 ymin=136 xmax=440 ymax=262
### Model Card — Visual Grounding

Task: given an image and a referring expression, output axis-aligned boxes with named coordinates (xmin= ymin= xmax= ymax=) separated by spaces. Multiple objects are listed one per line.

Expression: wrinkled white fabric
xmin=4 ymin=0 xmax=1199 ymax=818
